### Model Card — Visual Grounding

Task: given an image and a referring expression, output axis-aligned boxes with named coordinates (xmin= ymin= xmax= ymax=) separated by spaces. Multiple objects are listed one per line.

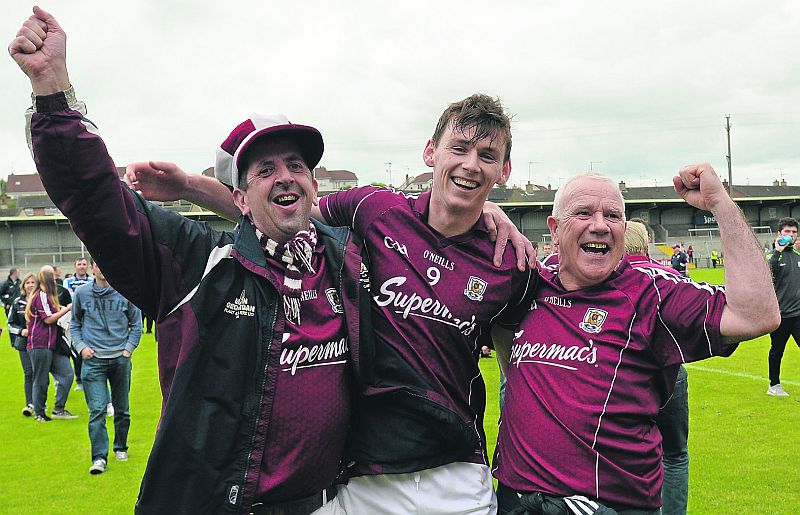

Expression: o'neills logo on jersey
xmin=464 ymin=276 xmax=487 ymax=302
xmin=280 ymin=337 xmax=348 ymax=375
xmin=374 ymin=276 xmax=477 ymax=335
xmin=510 ymin=331 xmax=597 ymax=370
xmin=224 ymin=290 xmax=256 ymax=319
xmin=423 ymin=249 xmax=455 ymax=270
xmin=579 ymin=308 xmax=608 ymax=334
xmin=543 ymin=296 xmax=572 ymax=308
xmin=325 ymin=288 xmax=344 ymax=313
xmin=300 ymin=289 xmax=318 ymax=301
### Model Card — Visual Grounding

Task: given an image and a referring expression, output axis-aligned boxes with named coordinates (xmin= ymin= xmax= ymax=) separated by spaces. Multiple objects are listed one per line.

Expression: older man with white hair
xmin=492 ymin=168 xmax=779 ymax=514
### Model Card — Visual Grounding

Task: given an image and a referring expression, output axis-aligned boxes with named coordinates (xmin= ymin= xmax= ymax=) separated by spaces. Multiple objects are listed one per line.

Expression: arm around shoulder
xmin=126 ymin=161 xmax=240 ymax=222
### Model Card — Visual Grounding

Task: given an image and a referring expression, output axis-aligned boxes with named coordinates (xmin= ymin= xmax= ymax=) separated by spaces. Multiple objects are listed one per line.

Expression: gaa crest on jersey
xmin=325 ymin=288 xmax=344 ymax=313
xmin=464 ymin=276 xmax=487 ymax=301
xmin=579 ymin=308 xmax=608 ymax=334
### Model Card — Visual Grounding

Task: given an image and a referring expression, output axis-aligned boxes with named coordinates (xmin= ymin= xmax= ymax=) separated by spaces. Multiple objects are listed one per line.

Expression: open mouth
xmin=273 ymin=193 xmax=299 ymax=207
xmin=581 ymin=242 xmax=610 ymax=255
xmin=451 ymin=177 xmax=479 ymax=190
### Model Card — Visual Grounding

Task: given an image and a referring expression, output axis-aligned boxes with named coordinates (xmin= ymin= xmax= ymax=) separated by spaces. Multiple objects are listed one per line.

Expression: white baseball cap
xmin=215 ymin=114 xmax=323 ymax=189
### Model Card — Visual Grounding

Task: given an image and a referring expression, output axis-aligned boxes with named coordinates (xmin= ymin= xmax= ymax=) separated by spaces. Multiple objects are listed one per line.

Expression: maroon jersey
xmin=494 ymin=258 xmax=733 ymax=510
xmin=320 ymin=186 xmax=533 ymax=473
xmin=255 ymin=245 xmax=351 ymax=501
xmin=27 ymin=291 xmax=60 ymax=350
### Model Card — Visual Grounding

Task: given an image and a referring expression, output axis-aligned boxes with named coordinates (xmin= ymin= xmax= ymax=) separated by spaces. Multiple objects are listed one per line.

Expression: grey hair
xmin=551 ymin=172 xmax=626 ymax=220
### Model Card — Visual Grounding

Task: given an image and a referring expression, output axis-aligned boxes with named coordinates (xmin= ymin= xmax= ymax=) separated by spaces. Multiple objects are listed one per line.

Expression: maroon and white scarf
xmin=256 ymin=224 xmax=317 ymax=325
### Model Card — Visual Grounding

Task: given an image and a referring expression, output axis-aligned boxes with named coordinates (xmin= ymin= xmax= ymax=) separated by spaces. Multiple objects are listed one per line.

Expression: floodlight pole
xmin=385 ymin=162 xmax=393 ymax=187
xmin=725 ymin=115 xmax=732 ymax=195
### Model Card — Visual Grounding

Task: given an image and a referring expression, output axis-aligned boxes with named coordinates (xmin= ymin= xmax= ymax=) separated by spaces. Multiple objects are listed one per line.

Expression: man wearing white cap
xmin=11 ymin=7 xmax=367 ymax=514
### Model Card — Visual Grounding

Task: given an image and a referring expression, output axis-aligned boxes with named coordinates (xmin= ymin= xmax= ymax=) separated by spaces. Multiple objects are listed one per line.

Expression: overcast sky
xmin=2 ymin=0 xmax=798 ymax=189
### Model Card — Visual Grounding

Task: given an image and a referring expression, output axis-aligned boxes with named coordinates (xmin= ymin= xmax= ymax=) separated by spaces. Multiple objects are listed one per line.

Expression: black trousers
xmin=142 ymin=311 xmax=154 ymax=333
xmin=496 ymin=483 xmax=660 ymax=515
xmin=768 ymin=315 xmax=800 ymax=386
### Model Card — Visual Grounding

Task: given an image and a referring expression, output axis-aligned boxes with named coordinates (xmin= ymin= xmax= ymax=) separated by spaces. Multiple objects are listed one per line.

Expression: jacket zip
xmin=236 ymin=289 xmax=278 ymax=510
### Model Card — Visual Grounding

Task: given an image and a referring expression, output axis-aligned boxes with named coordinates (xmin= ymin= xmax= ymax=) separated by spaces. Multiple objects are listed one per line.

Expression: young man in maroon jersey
xmin=492 ymin=168 xmax=779 ymax=514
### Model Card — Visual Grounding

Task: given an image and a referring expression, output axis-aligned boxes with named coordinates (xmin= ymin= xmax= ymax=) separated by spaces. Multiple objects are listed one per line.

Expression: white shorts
xmin=336 ymin=462 xmax=496 ymax=514
xmin=311 ymin=497 xmax=344 ymax=515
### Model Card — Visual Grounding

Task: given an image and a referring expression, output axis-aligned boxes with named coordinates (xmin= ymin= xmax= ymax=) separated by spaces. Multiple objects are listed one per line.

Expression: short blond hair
xmin=624 ymin=221 xmax=649 ymax=255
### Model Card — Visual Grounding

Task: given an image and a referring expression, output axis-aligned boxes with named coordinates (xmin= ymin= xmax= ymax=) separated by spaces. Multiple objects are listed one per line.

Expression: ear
xmin=232 ymin=189 xmax=250 ymax=217
xmin=311 ymin=178 xmax=320 ymax=206
xmin=422 ymin=140 xmax=435 ymax=168
xmin=547 ymin=215 xmax=559 ymax=245
xmin=496 ymin=159 xmax=512 ymax=186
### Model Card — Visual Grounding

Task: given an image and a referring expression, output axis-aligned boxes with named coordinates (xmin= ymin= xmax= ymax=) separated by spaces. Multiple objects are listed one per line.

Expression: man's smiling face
xmin=548 ymin=175 xmax=626 ymax=291
xmin=233 ymin=138 xmax=318 ymax=244
xmin=424 ymin=122 xmax=511 ymax=218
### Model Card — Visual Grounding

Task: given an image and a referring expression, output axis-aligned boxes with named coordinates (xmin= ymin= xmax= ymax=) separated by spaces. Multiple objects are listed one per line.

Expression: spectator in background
xmin=671 ymin=244 xmax=689 ymax=277
xmin=1 ymin=267 xmax=21 ymax=315
xmin=54 ymin=265 xmax=64 ymax=285
xmin=64 ymin=257 xmax=92 ymax=292
xmin=26 ymin=265 xmax=75 ymax=421
xmin=711 ymin=249 xmax=720 ymax=268
xmin=625 ymin=221 xmax=690 ymax=515
xmin=71 ymin=260 xmax=142 ymax=474
xmin=766 ymin=217 xmax=800 ymax=397
xmin=7 ymin=272 xmax=38 ymax=417
xmin=142 ymin=312 xmax=153 ymax=335
xmin=539 ymin=242 xmax=560 ymax=268
xmin=686 ymin=245 xmax=693 ymax=264
xmin=65 ymin=257 xmax=92 ymax=391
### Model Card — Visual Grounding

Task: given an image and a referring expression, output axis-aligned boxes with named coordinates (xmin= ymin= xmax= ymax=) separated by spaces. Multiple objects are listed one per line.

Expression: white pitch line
xmin=684 ymin=364 xmax=800 ymax=387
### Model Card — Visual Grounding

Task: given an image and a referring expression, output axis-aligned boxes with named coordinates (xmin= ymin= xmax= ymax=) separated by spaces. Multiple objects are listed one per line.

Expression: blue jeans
xmin=81 ymin=355 xmax=132 ymax=461
xmin=655 ymin=365 xmax=689 ymax=515
xmin=28 ymin=348 xmax=74 ymax=416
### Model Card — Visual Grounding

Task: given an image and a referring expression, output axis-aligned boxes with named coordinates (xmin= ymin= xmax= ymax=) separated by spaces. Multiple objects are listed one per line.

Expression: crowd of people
xmin=5 ymin=256 xmax=143 ymax=475
xmin=7 ymin=6 xmax=797 ymax=515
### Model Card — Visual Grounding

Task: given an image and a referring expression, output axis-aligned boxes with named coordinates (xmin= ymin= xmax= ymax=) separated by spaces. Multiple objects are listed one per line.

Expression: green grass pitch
xmin=0 ymin=268 xmax=797 ymax=513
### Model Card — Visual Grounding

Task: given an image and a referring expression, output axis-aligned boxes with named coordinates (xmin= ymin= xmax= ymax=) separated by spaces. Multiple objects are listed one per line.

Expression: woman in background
xmin=7 ymin=272 xmax=37 ymax=416
xmin=26 ymin=265 xmax=73 ymax=422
